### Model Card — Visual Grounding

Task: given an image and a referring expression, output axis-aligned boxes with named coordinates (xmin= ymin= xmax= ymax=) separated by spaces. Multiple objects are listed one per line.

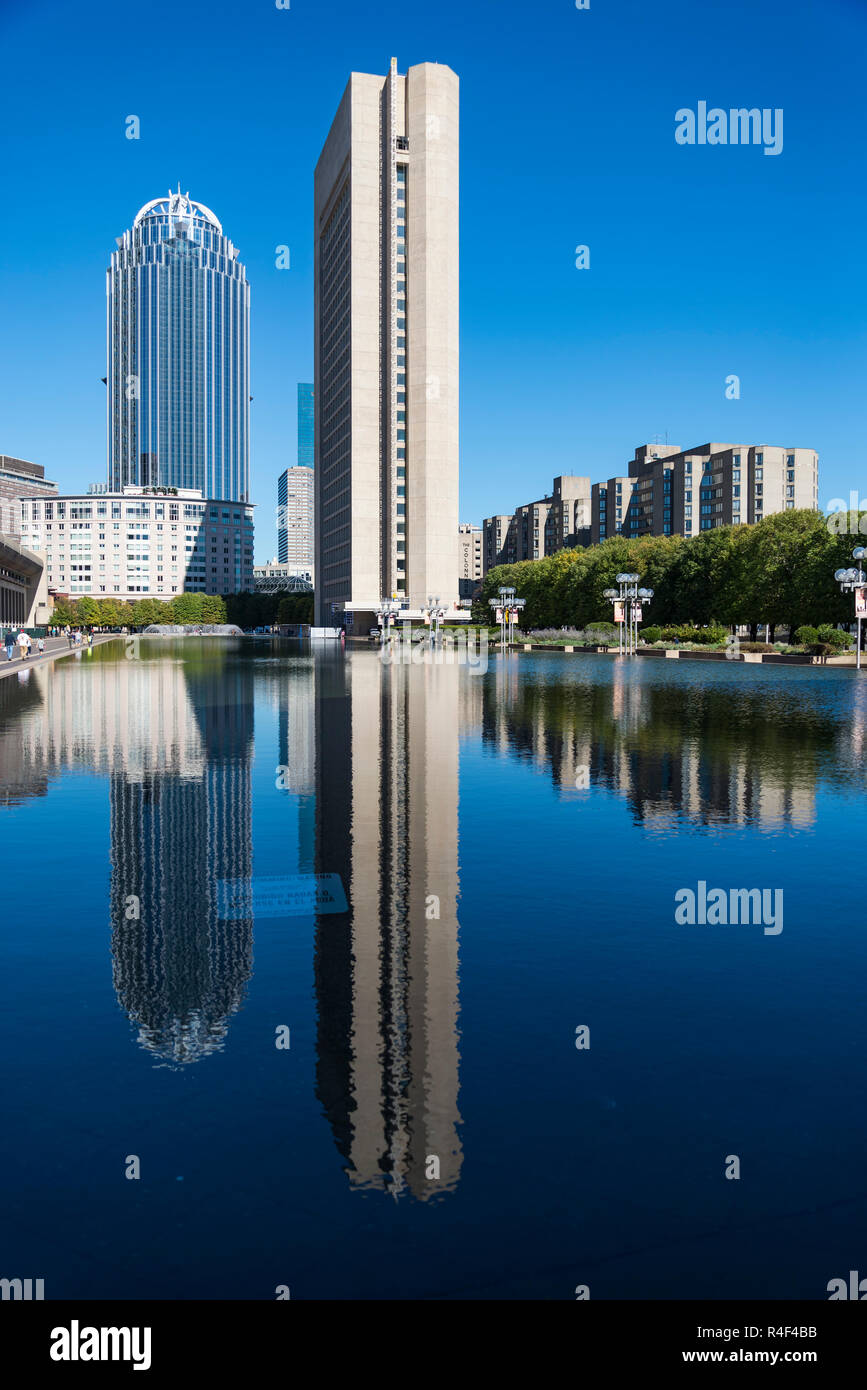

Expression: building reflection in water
xmin=3 ymin=644 xmax=856 ymax=1161
xmin=0 ymin=645 xmax=255 ymax=1066
xmin=479 ymin=658 xmax=832 ymax=831
xmin=277 ymin=657 xmax=316 ymax=874
xmin=313 ymin=650 xmax=463 ymax=1200
xmin=108 ymin=652 xmax=255 ymax=1066
xmin=0 ymin=669 xmax=51 ymax=806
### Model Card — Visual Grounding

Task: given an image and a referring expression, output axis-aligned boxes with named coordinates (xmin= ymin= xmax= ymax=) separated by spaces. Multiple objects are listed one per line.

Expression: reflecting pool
xmin=1 ymin=640 xmax=865 ymax=1299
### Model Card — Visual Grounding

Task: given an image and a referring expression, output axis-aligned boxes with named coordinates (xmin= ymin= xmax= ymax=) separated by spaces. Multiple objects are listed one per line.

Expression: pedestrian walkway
xmin=0 ymin=633 xmax=120 ymax=680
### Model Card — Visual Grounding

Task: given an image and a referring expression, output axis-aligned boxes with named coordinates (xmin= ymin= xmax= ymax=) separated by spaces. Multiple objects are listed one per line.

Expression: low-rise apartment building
xmin=617 ymin=442 xmax=819 ymax=538
xmin=482 ymin=475 xmax=591 ymax=574
xmin=481 ymin=443 xmax=819 ymax=576
xmin=591 ymin=475 xmax=633 ymax=544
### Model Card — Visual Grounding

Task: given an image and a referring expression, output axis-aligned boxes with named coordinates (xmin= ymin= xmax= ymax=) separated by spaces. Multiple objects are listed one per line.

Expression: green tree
xmin=200 ymin=593 xmax=227 ymax=623
xmin=171 ymin=591 xmax=205 ymax=624
xmin=50 ymin=599 xmax=79 ymax=627
xmin=77 ymin=595 xmax=101 ymax=627
xmin=471 ymin=510 xmax=854 ymax=642
xmin=131 ymin=598 xmax=161 ymax=628
xmin=96 ymin=598 xmax=121 ymax=627
xmin=653 ymin=527 xmax=736 ymax=626
xmin=741 ymin=509 xmax=841 ymax=638
xmin=276 ymin=593 xmax=314 ymax=625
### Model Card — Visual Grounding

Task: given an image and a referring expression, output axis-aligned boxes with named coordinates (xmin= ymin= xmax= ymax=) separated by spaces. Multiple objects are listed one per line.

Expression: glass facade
xmin=107 ymin=189 xmax=250 ymax=503
xmin=297 ymin=383 xmax=314 ymax=468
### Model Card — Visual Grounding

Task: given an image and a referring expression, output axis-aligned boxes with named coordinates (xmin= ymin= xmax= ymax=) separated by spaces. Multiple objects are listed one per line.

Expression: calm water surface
xmin=1 ymin=639 xmax=865 ymax=1299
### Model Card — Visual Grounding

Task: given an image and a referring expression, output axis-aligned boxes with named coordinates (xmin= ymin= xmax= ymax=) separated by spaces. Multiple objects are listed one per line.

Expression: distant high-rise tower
xmin=107 ymin=188 xmax=250 ymax=502
xmin=276 ymin=466 xmax=315 ymax=572
xmin=314 ymin=58 xmax=459 ymax=626
xmin=297 ymin=383 xmax=314 ymax=468
xmin=277 ymin=469 xmax=288 ymax=564
xmin=277 ymin=384 xmax=316 ymax=567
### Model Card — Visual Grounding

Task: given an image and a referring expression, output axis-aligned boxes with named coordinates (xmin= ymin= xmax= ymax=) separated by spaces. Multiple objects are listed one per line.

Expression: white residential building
xmin=17 ymin=485 xmax=254 ymax=600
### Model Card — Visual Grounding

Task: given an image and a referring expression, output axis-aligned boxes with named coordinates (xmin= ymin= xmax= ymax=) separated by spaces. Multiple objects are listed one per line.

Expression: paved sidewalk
xmin=0 ymin=633 xmax=120 ymax=679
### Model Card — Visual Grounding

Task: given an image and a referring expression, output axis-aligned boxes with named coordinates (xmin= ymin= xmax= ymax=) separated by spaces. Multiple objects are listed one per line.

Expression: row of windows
xmin=27 ymin=501 xmax=251 ymax=522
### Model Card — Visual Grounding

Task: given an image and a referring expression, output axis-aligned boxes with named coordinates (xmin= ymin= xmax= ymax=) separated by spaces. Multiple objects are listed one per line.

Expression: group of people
xmin=2 ymin=626 xmax=94 ymax=662
xmin=3 ymin=629 xmax=44 ymax=661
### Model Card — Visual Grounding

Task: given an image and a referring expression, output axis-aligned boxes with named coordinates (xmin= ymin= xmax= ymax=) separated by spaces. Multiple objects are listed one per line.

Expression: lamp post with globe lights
xmin=375 ymin=598 xmax=402 ymax=648
xmin=604 ymin=573 xmax=653 ymax=656
xmin=425 ymin=595 xmax=446 ymax=646
xmin=834 ymin=546 xmax=867 ymax=670
xmin=488 ymin=585 xmax=525 ymax=649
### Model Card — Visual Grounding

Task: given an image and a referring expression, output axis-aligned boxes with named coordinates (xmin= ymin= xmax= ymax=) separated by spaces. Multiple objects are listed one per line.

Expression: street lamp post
xmin=376 ymin=598 xmax=401 ymax=647
xmin=604 ymin=574 xmax=654 ymax=656
xmin=426 ymin=595 xmax=447 ymax=645
xmin=489 ymin=586 xmax=525 ymax=649
xmin=834 ymin=546 xmax=867 ymax=670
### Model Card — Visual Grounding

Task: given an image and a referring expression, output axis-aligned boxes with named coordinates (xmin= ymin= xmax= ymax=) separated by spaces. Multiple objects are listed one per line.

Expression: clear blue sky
xmin=1 ymin=0 xmax=865 ymax=561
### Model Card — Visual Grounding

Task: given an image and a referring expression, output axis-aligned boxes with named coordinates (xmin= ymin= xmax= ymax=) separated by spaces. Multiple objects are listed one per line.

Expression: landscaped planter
xmin=516 ymin=643 xmax=608 ymax=653
xmin=676 ymin=649 xmax=733 ymax=661
xmin=761 ymin=653 xmax=813 ymax=665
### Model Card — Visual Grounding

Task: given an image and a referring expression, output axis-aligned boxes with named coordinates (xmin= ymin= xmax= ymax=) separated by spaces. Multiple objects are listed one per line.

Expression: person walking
xmin=18 ymin=630 xmax=29 ymax=661
xmin=37 ymin=636 xmax=45 ymax=656
xmin=87 ymin=631 xmax=93 ymax=649
xmin=4 ymin=631 xmax=14 ymax=661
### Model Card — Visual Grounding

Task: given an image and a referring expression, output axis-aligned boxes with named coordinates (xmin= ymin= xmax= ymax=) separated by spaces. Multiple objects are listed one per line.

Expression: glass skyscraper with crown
xmin=107 ymin=188 xmax=250 ymax=502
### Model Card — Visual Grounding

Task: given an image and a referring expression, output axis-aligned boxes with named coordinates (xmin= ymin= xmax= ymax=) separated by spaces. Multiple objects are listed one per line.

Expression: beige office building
xmin=458 ymin=523 xmax=482 ymax=598
xmin=314 ymin=57 xmax=459 ymax=628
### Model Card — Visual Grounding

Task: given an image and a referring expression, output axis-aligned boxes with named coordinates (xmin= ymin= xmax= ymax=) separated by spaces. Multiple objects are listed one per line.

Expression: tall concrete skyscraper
xmin=314 ymin=58 xmax=459 ymax=627
xmin=107 ymin=188 xmax=250 ymax=502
